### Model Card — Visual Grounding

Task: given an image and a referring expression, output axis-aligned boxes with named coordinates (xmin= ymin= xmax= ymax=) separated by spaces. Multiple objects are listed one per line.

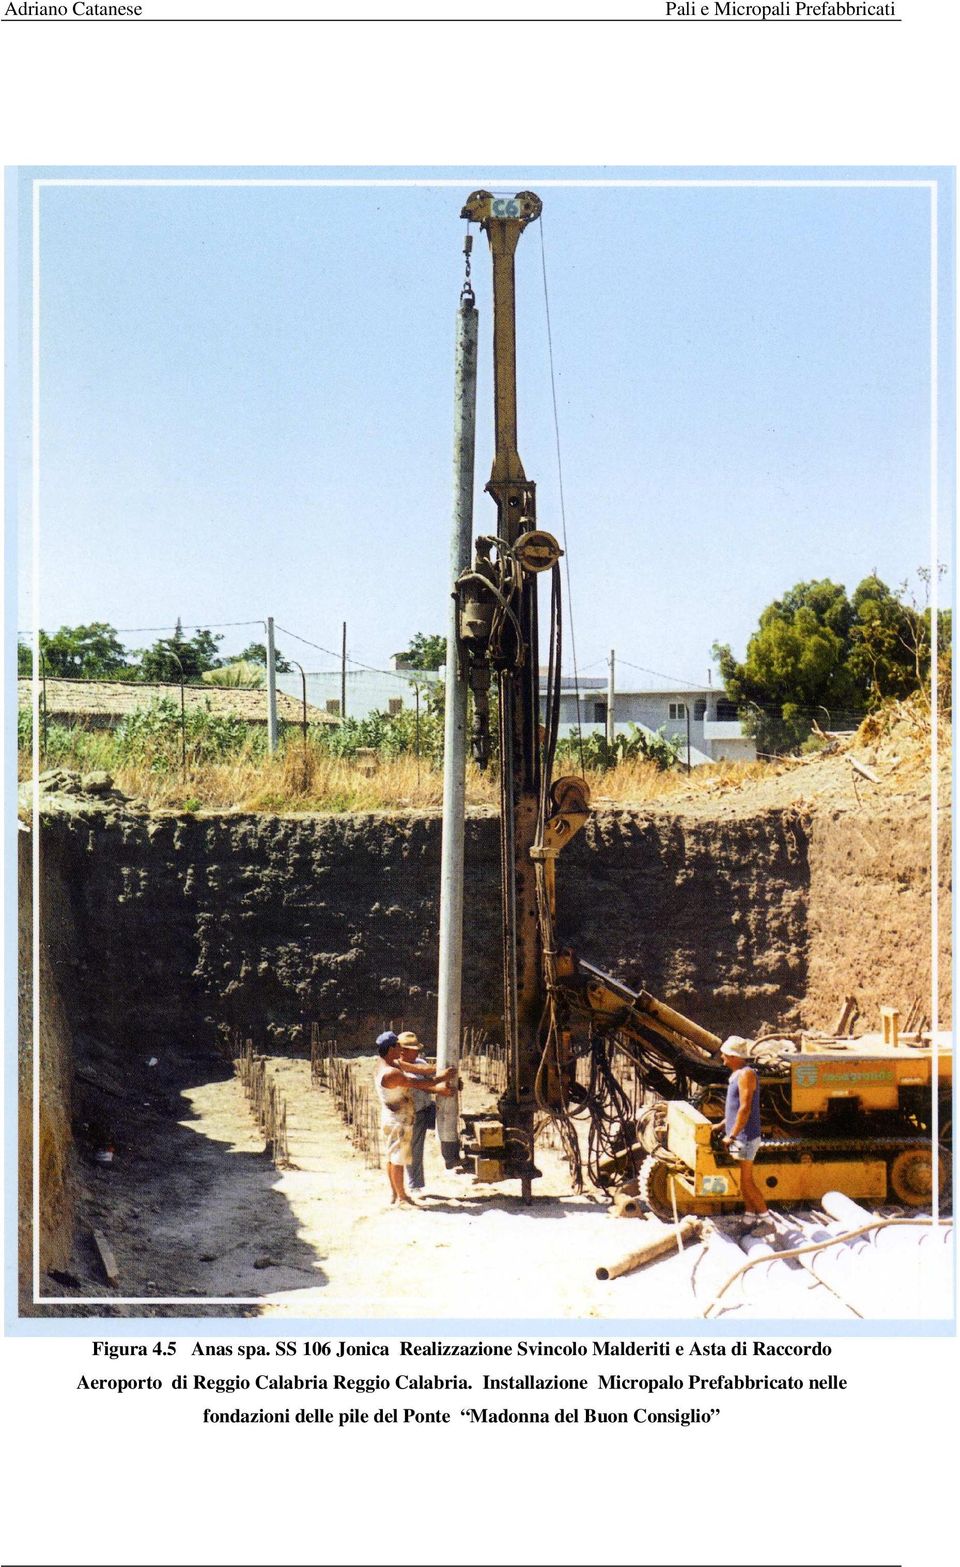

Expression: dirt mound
xmin=629 ymin=700 xmax=948 ymax=822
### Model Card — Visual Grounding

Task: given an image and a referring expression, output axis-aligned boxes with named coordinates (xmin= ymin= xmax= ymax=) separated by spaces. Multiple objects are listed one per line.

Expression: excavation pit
xmin=18 ymin=721 xmax=951 ymax=1320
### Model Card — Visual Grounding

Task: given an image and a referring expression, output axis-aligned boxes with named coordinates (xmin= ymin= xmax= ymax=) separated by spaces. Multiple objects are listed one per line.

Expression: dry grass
xmin=856 ymin=692 xmax=950 ymax=752
xmin=42 ymin=710 xmax=947 ymax=816
xmin=113 ymin=751 xmax=753 ymax=814
xmin=586 ymin=755 xmax=769 ymax=806
xmin=25 ymin=741 xmax=501 ymax=813
xmin=23 ymin=726 xmax=759 ymax=814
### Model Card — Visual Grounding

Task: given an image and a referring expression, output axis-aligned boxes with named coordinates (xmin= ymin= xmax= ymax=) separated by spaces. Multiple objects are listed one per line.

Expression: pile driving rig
xmin=451 ymin=189 xmax=731 ymax=1199
xmin=451 ymin=189 xmax=953 ymax=1215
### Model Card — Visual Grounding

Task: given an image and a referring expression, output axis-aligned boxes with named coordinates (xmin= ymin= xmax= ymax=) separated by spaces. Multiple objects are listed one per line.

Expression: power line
xmin=112 ymin=620 xmax=266 ymax=634
xmin=18 ymin=619 xmax=265 ymax=637
xmin=617 ymin=657 xmax=712 ymax=690
xmin=274 ymin=624 xmax=436 ymax=684
xmin=18 ymin=613 xmax=439 ymax=685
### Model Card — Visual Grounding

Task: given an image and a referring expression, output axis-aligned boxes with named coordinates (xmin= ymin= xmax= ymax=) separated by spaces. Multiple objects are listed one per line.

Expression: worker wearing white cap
xmin=719 ymin=1036 xmax=770 ymax=1222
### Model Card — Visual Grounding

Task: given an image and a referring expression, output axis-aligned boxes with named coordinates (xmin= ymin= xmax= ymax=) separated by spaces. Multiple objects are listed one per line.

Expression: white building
xmin=276 ymin=657 xmax=442 ymax=722
xmin=544 ymin=674 xmax=756 ymax=765
xmin=277 ymin=659 xmax=756 ymax=765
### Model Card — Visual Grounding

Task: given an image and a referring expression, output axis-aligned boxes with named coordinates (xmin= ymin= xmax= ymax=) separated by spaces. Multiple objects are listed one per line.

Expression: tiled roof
xmin=19 ymin=677 xmax=337 ymax=725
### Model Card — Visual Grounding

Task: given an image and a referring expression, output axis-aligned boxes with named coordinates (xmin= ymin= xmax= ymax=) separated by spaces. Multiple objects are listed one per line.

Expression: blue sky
xmin=18 ymin=169 xmax=952 ymax=688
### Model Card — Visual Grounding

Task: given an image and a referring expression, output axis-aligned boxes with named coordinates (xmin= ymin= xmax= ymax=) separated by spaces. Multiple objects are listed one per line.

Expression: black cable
xmin=616 ymin=656 xmax=711 ymax=689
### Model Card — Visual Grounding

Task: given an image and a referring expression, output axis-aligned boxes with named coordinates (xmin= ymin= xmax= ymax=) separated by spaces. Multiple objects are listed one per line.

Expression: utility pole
xmin=436 ymin=258 xmax=478 ymax=1167
xmin=606 ymin=648 xmax=615 ymax=747
xmin=266 ymin=616 xmax=278 ymax=753
xmin=340 ymin=622 xmax=347 ymax=720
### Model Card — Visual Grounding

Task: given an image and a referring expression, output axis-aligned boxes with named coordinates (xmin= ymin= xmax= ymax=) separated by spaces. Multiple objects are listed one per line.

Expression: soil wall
xmin=32 ymin=792 xmax=947 ymax=1064
xmin=803 ymin=801 xmax=951 ymax=1033
xmin=18 ymin=826 xmax=75 ymax=1299
xmin=559 ymin=806 xmax=810 ymax=1038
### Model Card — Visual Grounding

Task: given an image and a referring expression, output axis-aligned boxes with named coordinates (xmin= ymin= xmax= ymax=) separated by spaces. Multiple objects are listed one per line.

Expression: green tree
xmin=714 ymin=574 xmax=940 ymax=753
xmin=236 ymin=640 xmax=293 ymax=673
xmin=18 ymin=641 xmax=32 ymax=676
xmin=911 ymin=567 xmax=952 ymax=716
xmin=38 ymin=622 xmax=130 ymax=678
xmin=929 ymin=605 xmax=952 ymax=715
xmin=713 ymin=579 xmax=860 ymax=753
xmin=393 ymin=632 xmax=447 ymax=671
xmin=137 ymin=620 xmax=223 ymax=683
xmin=847 ymin=574 xmax=925 ymax=704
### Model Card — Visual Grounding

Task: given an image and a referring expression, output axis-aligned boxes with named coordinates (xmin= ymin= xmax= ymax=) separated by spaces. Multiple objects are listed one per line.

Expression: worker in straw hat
xmin=397 ymin=1031 xmax=437 ymax=1195
xmin=719 ymin=1035 xmax=770 ymax=1224
xmin=373 ymin=1032 xmax=455 ymax=1207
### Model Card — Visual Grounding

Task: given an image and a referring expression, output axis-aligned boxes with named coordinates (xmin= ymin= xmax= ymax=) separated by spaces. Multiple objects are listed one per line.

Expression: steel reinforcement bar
xmin=232 ymin=1030 xmax=290 ymax=1167
xmin=309 ymin=1022 xmax=381 ymax=1169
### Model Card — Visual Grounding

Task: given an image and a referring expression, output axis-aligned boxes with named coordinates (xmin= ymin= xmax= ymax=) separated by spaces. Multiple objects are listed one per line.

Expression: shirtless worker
xmin=374 ymin=1031 xmax=455 ymax=1206
xmin=719 ymin=1035 xmax=771 ymax=1224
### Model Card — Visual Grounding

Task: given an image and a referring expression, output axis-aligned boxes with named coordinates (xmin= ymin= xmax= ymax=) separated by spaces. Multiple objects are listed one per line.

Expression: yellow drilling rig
xmin=449 ymin=188 xmax=952 ymax=1217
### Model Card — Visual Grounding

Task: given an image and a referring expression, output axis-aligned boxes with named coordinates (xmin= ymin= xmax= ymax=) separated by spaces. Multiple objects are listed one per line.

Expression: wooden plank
xmin=92 ymin=1229 xmax=119 ymax=1286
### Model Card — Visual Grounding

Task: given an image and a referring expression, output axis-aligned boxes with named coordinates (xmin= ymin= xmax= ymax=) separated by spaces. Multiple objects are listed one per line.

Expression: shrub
xmin=116 ymin=697 xmax=260 ymax=774
xmin=315 ymin=705 xmax=444 ymax=767
xmin=556 ymin=723 xmax=682 ymax=773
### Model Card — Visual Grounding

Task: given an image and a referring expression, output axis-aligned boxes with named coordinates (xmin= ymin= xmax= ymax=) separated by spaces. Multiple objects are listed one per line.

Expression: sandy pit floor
xmin=40 ymin=1054 xmax=948 ymax=1322
xmin=198 ymin=1059 xmax=707 ymax=1323
xmin=45 ymin=1056 xmax=714 ymax=1321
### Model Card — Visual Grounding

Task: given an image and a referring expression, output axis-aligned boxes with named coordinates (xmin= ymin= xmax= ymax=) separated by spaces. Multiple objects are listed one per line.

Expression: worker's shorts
xmin=728 ymin=1135 xmax=761 ymax=1163
xmin=382 ymin=1117 xmax=413 ymax=1167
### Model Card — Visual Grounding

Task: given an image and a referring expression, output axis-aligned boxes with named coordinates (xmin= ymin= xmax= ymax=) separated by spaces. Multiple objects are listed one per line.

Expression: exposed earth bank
xmin=19 ymin=711 xmax=951 ymax=1312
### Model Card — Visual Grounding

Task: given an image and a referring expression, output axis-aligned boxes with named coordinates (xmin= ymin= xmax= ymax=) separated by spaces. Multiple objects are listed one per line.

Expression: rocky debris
xmin=34 ymin=767 xmax=126 ymax=801
xmin=81 ymin=770 xmax=114 ymax=796
xmin=20 ymin=769 xmax=137 ymax=821
xmin=39 ymin=768 xmax=86 ymax=796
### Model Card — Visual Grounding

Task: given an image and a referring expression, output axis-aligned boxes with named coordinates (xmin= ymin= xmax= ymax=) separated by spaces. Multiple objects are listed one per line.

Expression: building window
xmin=326 ymin=699 xmax=341 ymax=716
xmin=669 ymin=702 xmax=686 ymax=720
xmin=716 ymin=699 xmax=738 ymax=721
xmin=593 ymin=701 xmax=607 ymax=724
xmin=388 ymin=698 xmax=403 ymax=715
xmin=694 ymin=699 xmax=707 ymax=721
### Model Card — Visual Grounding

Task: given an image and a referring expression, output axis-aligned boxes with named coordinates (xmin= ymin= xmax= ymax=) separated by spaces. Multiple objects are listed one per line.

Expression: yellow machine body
xmin=788 ymin=1038 xmax=952 ymax=1115
xmin=660 ymin=1101 xmax=890 ymax=1216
